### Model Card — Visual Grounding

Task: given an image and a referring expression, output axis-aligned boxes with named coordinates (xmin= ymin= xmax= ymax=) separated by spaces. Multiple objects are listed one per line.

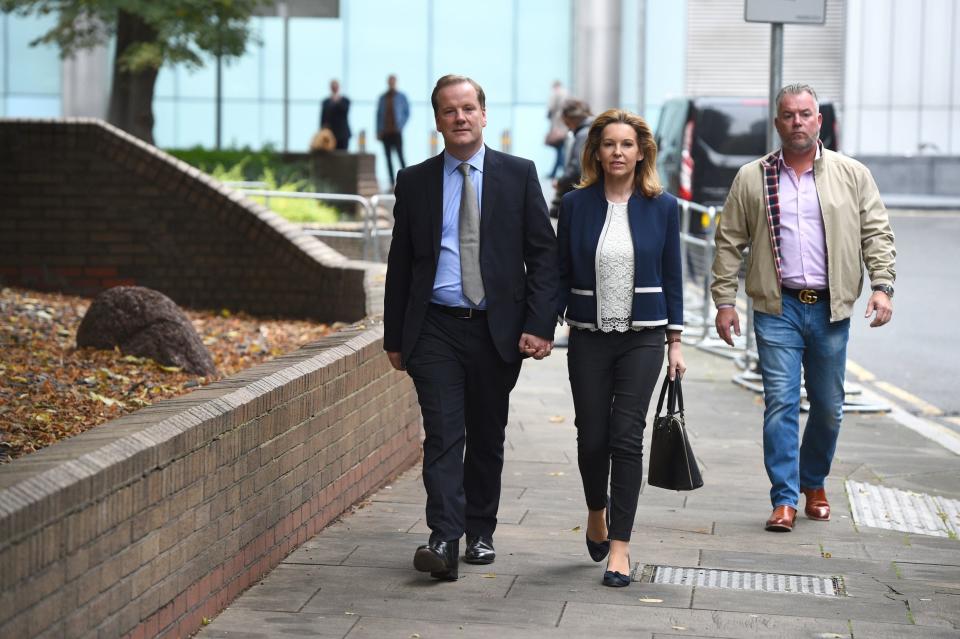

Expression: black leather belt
xmin=782 ymin=287 xmax=830 ymax=304
xmin=429 ymin=303 xmax=487 ymax=319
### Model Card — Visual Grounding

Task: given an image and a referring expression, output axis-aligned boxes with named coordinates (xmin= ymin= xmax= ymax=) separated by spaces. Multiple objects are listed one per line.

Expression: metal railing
xmin=674 ymin=194 xmax=888 ymax=413
xmin=231 ymin=187 xmax=395 ymax=262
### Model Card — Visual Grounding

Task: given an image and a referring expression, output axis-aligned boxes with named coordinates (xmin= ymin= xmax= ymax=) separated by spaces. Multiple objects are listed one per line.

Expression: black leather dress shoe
xmin=464 ymin=536 xmax=495 ymax=565
xmin=413 ymin=538 xmax=459 ymax=581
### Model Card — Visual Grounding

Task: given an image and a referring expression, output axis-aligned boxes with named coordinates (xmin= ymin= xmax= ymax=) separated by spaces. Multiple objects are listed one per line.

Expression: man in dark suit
xmin=383 ymin=74 xmax=558 ymax=581
xmin=320 ymin=79 xmax=351 ymax=150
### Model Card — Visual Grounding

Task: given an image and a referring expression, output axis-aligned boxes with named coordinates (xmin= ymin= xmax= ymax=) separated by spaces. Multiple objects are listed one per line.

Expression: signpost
xmin=744 ymin=0 xmax=827 ymax=152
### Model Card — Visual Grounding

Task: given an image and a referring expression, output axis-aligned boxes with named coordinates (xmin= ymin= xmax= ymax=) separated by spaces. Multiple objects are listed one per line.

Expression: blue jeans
xmin=753 ymin=295 xmax=850 ymax=509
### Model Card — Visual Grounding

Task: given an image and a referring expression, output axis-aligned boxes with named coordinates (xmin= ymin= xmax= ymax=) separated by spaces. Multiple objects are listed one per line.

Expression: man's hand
xmin=386 ymin=351 xmax=405 ymax=371
xmin=864 ymin=291 xmax=893 ymax=327
xmin=715 ymin=307 xmax=741 ymax=347
xmin=519 ymin=333 xmax=553 ymax=359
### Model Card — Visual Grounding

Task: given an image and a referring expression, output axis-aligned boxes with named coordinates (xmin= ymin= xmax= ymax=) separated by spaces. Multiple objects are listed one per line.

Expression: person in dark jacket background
xmin=376 ymin=74 xmax=410 ymax=185
xmin=321 ymin=79 xmax=351 ymax=150
xmin=556 ymin=108 xmax=685 ymax=588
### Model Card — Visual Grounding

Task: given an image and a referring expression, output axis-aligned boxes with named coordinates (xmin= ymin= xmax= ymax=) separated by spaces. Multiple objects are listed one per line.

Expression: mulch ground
xmin=0 ymin=287 xmax=341 ymax=463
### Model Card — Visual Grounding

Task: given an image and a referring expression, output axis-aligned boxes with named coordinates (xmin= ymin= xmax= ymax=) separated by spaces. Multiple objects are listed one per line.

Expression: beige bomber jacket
xmin=711 ymin=148 xmax=896 ymax=322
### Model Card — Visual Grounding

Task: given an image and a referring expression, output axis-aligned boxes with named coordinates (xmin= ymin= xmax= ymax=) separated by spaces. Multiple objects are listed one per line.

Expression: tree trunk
xmin=106 ymin=10 xmax=160 ymax=144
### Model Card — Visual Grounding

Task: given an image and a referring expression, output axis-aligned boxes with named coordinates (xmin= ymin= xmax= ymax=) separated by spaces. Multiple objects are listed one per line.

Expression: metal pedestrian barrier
xmin=673 ymin=195 xmax=888 ymax=414
xmin=229 ymin=186 xmax=393 ymax=262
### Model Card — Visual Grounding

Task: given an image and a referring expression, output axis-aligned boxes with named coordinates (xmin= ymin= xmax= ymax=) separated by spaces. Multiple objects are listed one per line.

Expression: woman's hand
xmin=667 ymin=342 xmax=686 ymax=381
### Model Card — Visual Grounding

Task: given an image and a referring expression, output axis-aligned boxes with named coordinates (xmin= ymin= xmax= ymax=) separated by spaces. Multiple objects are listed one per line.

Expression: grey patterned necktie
xmin=458 ymin=163 xmax=484 ymax=305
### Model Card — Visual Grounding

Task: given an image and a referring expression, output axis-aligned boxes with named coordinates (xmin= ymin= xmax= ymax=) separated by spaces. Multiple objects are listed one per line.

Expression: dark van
xmin=655 ymin=97 xmax=838 ymax=212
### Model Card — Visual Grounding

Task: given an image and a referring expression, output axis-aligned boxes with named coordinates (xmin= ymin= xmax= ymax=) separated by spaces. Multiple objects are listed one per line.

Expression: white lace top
xmin=595 ymin=201 xmax=635 ymax=332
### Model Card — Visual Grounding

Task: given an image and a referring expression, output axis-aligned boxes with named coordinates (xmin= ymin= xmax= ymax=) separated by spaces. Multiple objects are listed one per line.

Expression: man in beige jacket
xmin=711 ymin=83 xmax=896 ymax=532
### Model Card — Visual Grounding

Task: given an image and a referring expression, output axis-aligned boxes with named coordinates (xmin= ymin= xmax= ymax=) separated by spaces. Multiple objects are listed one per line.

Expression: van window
xmin=656 ymin=101 xmax=686 ymax=157
xmin=696 ymin=104 xmax=767 ymax=155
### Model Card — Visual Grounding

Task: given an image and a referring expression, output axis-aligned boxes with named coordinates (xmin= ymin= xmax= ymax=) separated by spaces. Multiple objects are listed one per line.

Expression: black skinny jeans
xmin=567 ymin=327 xmax=665 ymax=541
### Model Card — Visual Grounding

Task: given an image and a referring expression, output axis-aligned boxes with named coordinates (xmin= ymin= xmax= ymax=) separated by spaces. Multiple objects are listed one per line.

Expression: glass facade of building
xmin=1 ymin=2 xmax=683 ymax=185
xmin=1 ymin=12 xmax=62 ymax=118
xmin=155 ymin=0 xmax=576 ymax=185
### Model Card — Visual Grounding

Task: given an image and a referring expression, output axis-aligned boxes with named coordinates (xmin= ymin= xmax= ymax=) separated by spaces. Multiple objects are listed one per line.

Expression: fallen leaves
xmin=0 ymin=287 xmax=336 ymax=463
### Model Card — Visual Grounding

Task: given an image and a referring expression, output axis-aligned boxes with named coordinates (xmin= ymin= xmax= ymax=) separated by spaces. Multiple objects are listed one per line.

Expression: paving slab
xmin=200 ymin=345 xmax=960 ymax=639
xmin=558 ymin=601 xmax=854 ymax=638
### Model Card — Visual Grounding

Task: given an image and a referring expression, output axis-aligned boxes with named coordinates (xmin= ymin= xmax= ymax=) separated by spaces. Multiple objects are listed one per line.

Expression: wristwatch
xmin=871 ymin=284 xmax=894 ymax=298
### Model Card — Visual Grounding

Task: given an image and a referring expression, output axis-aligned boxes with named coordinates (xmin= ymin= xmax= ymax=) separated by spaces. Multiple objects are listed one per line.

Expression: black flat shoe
xmin=586 ymin=534 xmax=610 ymax=562
xmin=464 ymin=536 xmax=496 ymax=565
xmin=586 ymin=503 xmax=611 ymax=562
xmin=602 ymin=554 xmax=632 ymax=588
xmin=414 ymin=538 xmax=459 ymax=581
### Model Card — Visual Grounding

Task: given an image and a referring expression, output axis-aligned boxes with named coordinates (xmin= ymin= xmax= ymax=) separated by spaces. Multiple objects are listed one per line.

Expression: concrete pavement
xmin=198 ymin=343 xmax=960 ymax=638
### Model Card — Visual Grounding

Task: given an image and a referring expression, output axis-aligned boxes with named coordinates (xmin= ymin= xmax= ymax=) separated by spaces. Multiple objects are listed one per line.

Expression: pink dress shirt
xmin=778 ymin=151 xmax=828 ymax=290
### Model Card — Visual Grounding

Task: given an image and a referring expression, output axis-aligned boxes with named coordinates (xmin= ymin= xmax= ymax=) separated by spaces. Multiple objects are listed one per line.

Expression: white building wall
xmin=844 ymin=0 xmax=960 ymax=155
xmin=684 ymin=0 xmax=845 ymax=102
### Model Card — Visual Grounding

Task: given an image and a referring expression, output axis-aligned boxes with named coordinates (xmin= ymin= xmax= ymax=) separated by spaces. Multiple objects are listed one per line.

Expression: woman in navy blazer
xmin=557 ymin=109 xmax=686 ymax=587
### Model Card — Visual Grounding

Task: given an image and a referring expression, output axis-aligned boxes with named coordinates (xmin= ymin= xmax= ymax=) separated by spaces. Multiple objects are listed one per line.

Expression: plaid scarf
xmin=759 ymin=141 xmax=824 ymax=286
xmin=759 ymin=149 xmax=784 ymax=285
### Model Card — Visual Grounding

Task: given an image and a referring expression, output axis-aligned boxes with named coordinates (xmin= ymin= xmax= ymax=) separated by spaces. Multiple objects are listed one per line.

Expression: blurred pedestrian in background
xmin=545 ymin=80 xmax=569 ymax=178
xmin=321 ymin=79 xmax=351 ymax=150
xmin=556 ymin=109 xmax=685 ymax=588
xmin=711 ymin=83 xmax=896 ymax=533
xmin=550 ymin=99 xmax=593 ymax=219
xmin=377 ymin=74 xmax=410 ymax=186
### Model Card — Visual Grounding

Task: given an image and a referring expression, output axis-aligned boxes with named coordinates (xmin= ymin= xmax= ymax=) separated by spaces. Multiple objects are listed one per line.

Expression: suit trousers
xmin=405 ymin=306 xmax=522 ymax=542
xmin=567 ymin=327 xmax=664 ymax=541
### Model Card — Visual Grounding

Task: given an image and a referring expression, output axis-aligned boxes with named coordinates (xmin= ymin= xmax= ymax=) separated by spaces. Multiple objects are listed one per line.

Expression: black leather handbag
xmin=648 ymin=373 xmax=703 ymax=491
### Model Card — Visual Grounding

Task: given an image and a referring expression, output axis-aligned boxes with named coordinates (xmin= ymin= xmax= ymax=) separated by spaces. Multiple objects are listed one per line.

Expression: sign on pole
xmin=744 ymin=0 xmax=826 ymax=25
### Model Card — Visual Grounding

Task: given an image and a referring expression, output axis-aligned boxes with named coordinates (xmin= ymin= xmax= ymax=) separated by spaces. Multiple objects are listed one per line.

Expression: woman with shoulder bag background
xmin=556 ymin=108 xmax=686 ymax=587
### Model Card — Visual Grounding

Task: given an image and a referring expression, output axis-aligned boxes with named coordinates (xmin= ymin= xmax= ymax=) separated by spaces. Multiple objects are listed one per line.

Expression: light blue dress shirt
xmin=431 ymin=145 xmax=486 ymax=308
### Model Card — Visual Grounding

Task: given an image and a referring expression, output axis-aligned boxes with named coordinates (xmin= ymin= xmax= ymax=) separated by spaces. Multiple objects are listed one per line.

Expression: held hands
xmin=865 ymin=291 xmax=893 ymax=327
xmin=519 ymin=333 xmax=553 ymax=359
xmin=715 ymin=307 xmax=741 ymax=347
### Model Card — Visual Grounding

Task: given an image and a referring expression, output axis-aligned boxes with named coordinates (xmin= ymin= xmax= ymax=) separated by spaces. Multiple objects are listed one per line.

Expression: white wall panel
xmin=859 ymin=0 xmax=893 ymax=107
xmin=685 ymin=0 xmax=845 ymax=100
xmin=921 ymin=0 xmax=954 ymax=106
xmin=890 ymin=2 xmax=922 ymax=107
xmin=919 ymin=109 xmax=950 ymax=153
xmin=889 ymin=107 xmax=921 ymax=154
xmin=857 ymin=108 xmax=891 ymax=153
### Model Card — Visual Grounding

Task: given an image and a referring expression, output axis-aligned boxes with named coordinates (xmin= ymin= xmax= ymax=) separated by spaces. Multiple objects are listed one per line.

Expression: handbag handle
xmin=654 ymin=372 xmax=685 ymax=418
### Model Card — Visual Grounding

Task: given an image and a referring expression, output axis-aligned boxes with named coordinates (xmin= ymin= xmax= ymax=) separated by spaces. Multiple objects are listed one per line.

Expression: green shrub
xmin=204 ymin=160 xmax=340 ymax=224
xmin=166 ymin=145 xmax=334 ymax=190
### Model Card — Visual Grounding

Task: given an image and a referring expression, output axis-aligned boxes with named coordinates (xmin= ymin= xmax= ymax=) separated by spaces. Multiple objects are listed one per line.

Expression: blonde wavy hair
xmin=577 ymin=108 xmax=662 ymax=198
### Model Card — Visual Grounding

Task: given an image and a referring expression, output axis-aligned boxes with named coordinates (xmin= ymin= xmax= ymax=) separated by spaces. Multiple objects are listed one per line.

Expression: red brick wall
xmin=0 ymin=118 xmax=378 ymax=322
xmin=0 ymin=326 xmax=421 ymax=639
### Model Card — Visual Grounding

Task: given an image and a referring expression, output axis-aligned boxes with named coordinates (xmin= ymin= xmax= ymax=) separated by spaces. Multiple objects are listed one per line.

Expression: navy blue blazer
xmin=557 ymin=182 xmax=683 ymax=331
xmin=383 ymin=147 xmax=558 ymax=364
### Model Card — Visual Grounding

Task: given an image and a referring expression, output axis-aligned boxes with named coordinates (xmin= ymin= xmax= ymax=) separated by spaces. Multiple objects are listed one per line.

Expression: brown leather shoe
xmin=765 ymin=505 xmax=797 ymax=532
xmin=801 ymin=487 xmax=830 ymax=521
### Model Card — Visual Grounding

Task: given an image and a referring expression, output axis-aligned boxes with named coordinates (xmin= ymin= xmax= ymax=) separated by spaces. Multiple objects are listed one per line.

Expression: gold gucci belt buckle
xmin=798 ymin=289 xmax=818 ymax=304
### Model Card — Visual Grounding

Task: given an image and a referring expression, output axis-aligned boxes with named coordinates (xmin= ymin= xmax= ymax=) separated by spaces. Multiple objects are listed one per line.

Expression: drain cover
xmin=638 ymin=564 xmax=845 ymax=597
xmin=846 ymin=480 xmax=960 ymax=537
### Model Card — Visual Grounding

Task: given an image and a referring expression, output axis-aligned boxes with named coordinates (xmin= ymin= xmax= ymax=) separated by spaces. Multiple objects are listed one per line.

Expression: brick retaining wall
xmin=0 ymin=118 xmax=381 ymax=322
xmin=0 ymin=326 xmax=421 ymax=639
